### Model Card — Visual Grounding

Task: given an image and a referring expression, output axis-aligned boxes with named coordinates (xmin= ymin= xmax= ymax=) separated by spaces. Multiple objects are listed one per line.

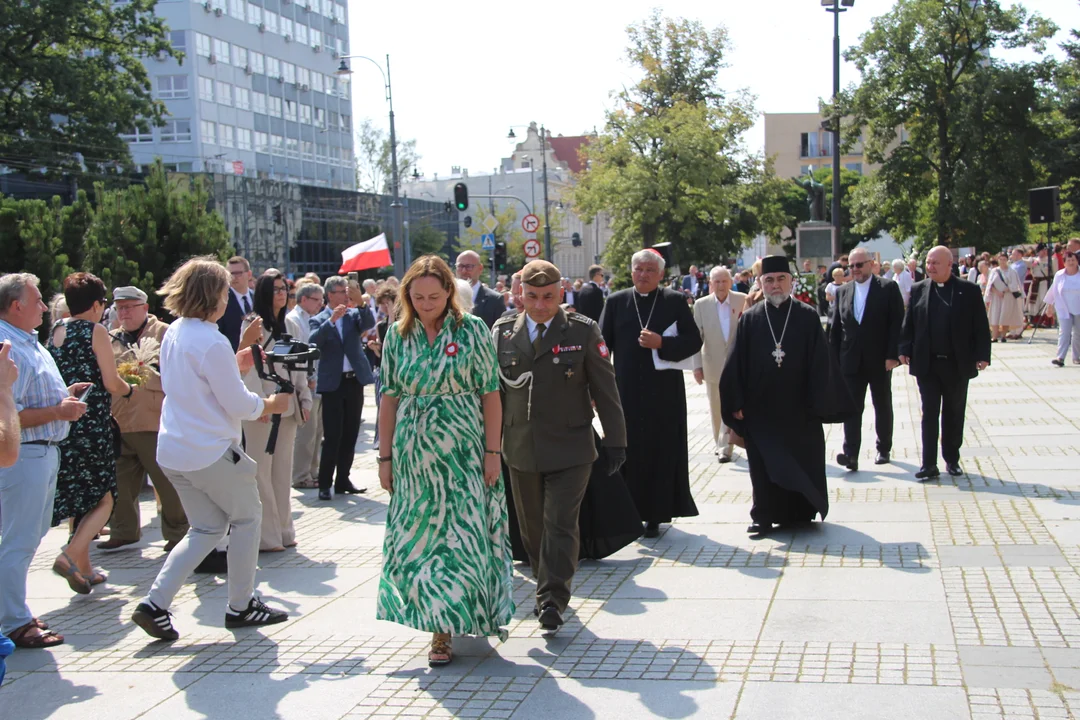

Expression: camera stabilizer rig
xmin=250 ymin=334 xmax=320 ymax=454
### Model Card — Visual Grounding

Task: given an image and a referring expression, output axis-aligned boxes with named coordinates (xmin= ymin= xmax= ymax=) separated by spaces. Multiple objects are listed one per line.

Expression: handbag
xmin=1012 ymin=291 xmax=1022 ymax=299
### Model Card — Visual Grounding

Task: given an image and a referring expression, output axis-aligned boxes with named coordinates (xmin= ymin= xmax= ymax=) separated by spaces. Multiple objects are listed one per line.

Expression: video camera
xmin=249 ymin=334 xmax=319 ymax=454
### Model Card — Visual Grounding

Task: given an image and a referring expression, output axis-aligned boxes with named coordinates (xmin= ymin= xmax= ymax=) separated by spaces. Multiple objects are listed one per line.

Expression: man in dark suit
xmin=907 ymin=258 xmax=925 ymax=283
xmin=830 ymin=247 xmax=906 ymax=471
xmin=455 ymin=250 xmax=504 ymax=328
xmin=309 ymin=275 xmax=375 ymax=500
xmin=681 ymin=265 xmax=706 ymax=299
xmin=217 ymin=256 xmax=255 ymax=350
xmin=575 ymin=265 xmax=606 ymax=323
xmin=899 ymin=245 xmax=992 ymax=479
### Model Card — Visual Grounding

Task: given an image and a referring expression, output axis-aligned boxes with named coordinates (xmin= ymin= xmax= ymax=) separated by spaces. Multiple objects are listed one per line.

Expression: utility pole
xmin=827 ymin=0 xmax=847 ymax=260
xmin=386 ymin=54 xmax=405 ymax=277
xmin=541 ymin=125 xmax=552 ymax=262
xmin=489 ymin=174 xmax=496 ymax=286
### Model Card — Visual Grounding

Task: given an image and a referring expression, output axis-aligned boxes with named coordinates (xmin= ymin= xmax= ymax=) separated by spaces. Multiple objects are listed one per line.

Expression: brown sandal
xmin=428 ymin=633 xmax=452 ymax=667
xmin=32 ymin=617 xmax=49 ymax=630
xmin=9 ymin=621 xmax=64 ymax=649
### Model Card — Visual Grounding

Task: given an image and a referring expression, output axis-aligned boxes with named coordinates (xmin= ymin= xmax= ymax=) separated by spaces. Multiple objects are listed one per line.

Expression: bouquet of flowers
xmin=792 ymin=272 xmax=817 ymax=306
xmin=116 ymin=337 xmax=161 ymax=387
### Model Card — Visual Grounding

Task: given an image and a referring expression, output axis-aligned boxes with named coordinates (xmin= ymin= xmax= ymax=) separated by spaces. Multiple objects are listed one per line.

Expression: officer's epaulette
xmin=567 ymin=312 xmax=595 ymax=326
xmin=493 ymin=314 xmax=517 ymax=327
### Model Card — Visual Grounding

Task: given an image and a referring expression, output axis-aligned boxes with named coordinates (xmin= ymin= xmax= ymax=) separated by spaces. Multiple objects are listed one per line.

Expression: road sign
xmin=522 ymin=214 xmax=540 ymax=233
xmin=524 ymin=239 xmax=541 ymax=258
xmin=480 ymin=233 xmax=496 ymax=250
xmin=483 ymin=214 xmax=498 ymax=232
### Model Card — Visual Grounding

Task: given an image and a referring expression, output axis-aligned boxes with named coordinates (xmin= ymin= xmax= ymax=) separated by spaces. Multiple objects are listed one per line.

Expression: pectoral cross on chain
xmin=772 ymin=344 xmax=785 ymax=367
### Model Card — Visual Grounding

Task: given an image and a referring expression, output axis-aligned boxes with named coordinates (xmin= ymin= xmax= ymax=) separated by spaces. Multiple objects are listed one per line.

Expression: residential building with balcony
xmin=764 ymin=112 xmax=876 ymax=181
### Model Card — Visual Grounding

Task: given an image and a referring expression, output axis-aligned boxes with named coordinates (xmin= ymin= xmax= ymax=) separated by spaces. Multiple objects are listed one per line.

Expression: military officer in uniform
xmin=493 ymin=260 xmax=627 ymax=633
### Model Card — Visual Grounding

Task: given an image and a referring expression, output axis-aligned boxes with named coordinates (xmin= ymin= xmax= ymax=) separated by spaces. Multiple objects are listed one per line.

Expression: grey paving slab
xmin=610 ymin=566 xmax=779 ymax=600
xmin=511 ymin=678 xmax=741 ymax=720
xmin=958 ymin=645 xmax=1045 ymax=667
xmin=760 ymin=599 xmax=955 ymax=644
xmin=733 ymin=682 xmax=970 ymax=719
xmin=0 ymin=671 xmax=203 ymax=720
xmin=962 ymin=663 xmax=1055 ymax=690
xmin=938 ymin=546 xmax=1005 ymax=567
xmin=773 ymin=567 xmax=945 ymax=602
xmin=586 ymin=599 xmax=770 ymax=641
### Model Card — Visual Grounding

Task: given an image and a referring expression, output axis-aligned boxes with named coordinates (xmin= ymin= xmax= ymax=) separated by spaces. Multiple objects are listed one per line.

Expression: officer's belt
xmin=498 ymin=369 xmax=535 ymax=420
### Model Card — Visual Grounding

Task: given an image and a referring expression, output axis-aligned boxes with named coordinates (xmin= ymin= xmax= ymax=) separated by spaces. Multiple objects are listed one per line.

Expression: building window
xmin=252 ymin=91 xmax=267 ymax=114
xmin=237 ymin=127 xmax=252 ymax=150
xmin=297 ymin=67 xmax=310 ymax=87
xmin=313 ymin=107 xmax=325 ymax=128
xmin=161 ymin=119 xmax=192 ymax=142
xmin=169 ymin=30 xmax=187 ymax=53
xmin=339 ymin=114 xmax=350 ymax=132
xmin=328 ymin=110 xmax=339 ymax=128
xmin=316 ymin=143 xmax=328 ymax=161
xmin=264 ymin=10 xmax=278 ymax=34
xmin=280 ymin=17 xmax=293 ymax=39
xmin=311 ymin=72 xmax=323 ymax=93
xmin=334 ymin=3 xmax=345 ymax=23
xmin=285 ymin=137 xmax=299 ymax=159
xmin=301 ymin=140 xmax=314 ymax=160
xmin=199 ymin=76 xmax=214 ymax=102
xmin=270 ymin=133 xmax=284 ymax=156
xmin=216 ymin=81 xmax=232 ymax=106
xmin=284 ymin=99 xmax=297 ymax=122
xmin=247 ymin=2 xmax=261 ymax=26
xmin=212 ymin=38 xmax=230 ymax=63
xmin=156 ymin=75 xmax=189 ymax=99
xmin=210 ymin=0 xmax=225 ymax=11
xmin=234 ymin=87 xmax=250 ymax=110
xmin=282 ymin=62 xmax=295 ymax=84
xmin=195 ymin=32 xmax=211 ymax=57
xmin=219 ymin=124 xmax=235 ymax=148
xmin=231 ymin=45 xmax=247 ymax=68
xmin=250 ymin=51 xmax=264 ymax=75
xmin=336 ymin=78 xmax=349 ymax=100
xmin=254 ymin=131 xmax=269 ymax=152
xmin=310 ymin=28 xmax=322 ymax=48
xmin=322 ymin=0 xmax=333 ymax=18
xmin=845 ymin=162 xmax=863 ymax=175
xmin=200 ymin=120 xmax=217 ymax=145
xmin=267 ymin=57 xmax=280 ymax=79
xmin=820 ymin=132 xmax=833 ymax=156
xmin=229 ymin=0 xmax=245 ymax=20
xmin=268 ymin=95 xmax=282 ymax=117
xmin=120 ymin=125 xmax=154 ymax=144
xmin=800 ymin=132 xmax=820 ymax=159
xmin=295 ymin=24 xmax=308 ymax=46
xmin=299 ymin=104 xmax=311 ymax=124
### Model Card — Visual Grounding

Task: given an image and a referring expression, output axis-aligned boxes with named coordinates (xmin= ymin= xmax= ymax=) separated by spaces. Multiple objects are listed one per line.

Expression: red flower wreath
xmin=445 ymin=342 xmax=459 ymax=356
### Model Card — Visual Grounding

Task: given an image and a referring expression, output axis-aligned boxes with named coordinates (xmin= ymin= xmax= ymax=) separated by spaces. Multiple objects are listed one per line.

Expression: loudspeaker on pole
xmin=1028 ymin=186 xmax=1061 ymax=224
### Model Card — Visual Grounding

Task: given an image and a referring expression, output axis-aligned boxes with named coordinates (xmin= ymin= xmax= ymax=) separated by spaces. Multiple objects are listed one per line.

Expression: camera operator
xmin=131 ymin=258 xmax=290 ymax=640
xmin=241 ymin=270 xmax=312 ymax=552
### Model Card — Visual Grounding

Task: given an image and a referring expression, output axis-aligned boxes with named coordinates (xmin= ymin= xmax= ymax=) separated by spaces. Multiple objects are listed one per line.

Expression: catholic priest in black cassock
xmin=600 ymin=248 xmax=703 ymax=538
xmin=720 ymin=255 xmax=854 ymax=535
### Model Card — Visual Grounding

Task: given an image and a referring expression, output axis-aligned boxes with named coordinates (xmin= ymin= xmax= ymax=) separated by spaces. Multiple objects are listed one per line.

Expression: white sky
xmin=348 ymin=0 xmax=1080 ymax=178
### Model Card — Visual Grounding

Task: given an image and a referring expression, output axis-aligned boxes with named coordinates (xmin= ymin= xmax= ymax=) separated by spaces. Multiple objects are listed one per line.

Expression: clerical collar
xmin=636 ymin=288 xmax=657 ymax=297
xmin=934 ymin=276 xmax=952 ymax=288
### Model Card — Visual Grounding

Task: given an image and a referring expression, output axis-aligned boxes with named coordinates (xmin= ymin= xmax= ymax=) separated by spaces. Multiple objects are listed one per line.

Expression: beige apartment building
xmin=764 ymin=112 xmax=878 ymax=181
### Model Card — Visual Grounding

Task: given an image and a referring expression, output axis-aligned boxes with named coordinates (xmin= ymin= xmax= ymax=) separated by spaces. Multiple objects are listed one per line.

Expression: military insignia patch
xmin=598 ymin=342 xmax=609 ymax=358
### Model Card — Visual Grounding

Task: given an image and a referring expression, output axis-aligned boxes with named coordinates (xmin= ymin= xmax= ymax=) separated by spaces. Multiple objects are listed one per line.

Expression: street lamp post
xmin=824 ymin=0 xmax=853 ymax=259
xmin=337 ymin=54 xmax=405 ymax=276
xmin=508 ymin=124 xmax=553 ymax=262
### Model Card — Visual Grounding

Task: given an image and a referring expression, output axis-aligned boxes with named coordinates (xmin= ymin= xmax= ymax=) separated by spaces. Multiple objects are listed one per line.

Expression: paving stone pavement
xmin=3 ymin=334 xmax=1080 ymax=718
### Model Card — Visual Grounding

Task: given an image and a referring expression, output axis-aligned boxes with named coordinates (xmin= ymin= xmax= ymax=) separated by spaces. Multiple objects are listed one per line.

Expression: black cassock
xmin=600 ymin=287 xmax=702 ymax=524
xmin=720 ymin=297 xmax=853 ymax=524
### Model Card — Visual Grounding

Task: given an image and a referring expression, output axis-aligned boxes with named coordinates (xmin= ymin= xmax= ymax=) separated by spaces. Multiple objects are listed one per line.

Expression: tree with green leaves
xmin=839 ymin=0 xmax=1056 ymax=253
xmin=1044 ymin=21 xmax=1080 ymax=234
xmin=406 ymin=218 xmax=448 ymax=261
xmin=355 ymin=119 xmax=420 ymax=195
xmin=0 ymin=0 xmax=179 ymax=175
xmin=81 ymin=161 xmax=232 ymax=310
xmin=571 ymin=12 xmax=785 ymax=281
xmin=0 ymin=192 xmax=91 ymax=304
xmin=461 ymin=205 xmax=528 ymax=273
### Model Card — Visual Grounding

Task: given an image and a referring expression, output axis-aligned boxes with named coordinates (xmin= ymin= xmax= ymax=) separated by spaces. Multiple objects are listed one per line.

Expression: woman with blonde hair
xmin=131 ymin=257 xmax=291 ymax=640
xmin=744 ymin=259 xmax=765 ymax=309
xmin=376 ymin=255 xmax=513 ymax=666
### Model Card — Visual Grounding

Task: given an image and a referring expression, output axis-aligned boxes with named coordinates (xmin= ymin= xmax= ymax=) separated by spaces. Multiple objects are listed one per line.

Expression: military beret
xmin=520 ymin=260 xmax=561 ymax=287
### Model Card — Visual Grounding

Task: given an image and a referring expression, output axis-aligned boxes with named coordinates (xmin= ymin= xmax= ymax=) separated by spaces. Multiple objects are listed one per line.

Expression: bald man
xmin=456 ymin=250 xmax=505 ymax=328
xmin=899 ymin=246 xmax=991 ymax=480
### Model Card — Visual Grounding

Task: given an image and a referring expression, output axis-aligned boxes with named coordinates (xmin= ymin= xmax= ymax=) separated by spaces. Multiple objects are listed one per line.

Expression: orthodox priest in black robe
xmin=600 ymin=248 xmax=703 ymax=537
xmin=720 ymin=255 xmax=854 ymax=535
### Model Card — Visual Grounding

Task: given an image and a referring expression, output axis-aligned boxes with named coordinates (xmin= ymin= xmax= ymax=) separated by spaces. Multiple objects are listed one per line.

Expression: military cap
xmin=520 ymin=260 xmax=561 ymax=287
xmin=113 ymin=286 xmax=148 ymax=302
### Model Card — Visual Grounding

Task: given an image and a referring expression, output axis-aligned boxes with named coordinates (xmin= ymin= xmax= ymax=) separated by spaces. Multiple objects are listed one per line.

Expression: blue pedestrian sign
xmin=481 ymin=233 xmax=496 ymax=250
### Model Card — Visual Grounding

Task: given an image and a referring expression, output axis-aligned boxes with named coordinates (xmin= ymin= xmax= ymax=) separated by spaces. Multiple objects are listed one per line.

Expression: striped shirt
xmin=0 ymin=318 xmax=71 ymax=442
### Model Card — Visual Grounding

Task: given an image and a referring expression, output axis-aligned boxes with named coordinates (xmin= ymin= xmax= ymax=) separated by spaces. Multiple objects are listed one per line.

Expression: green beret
xmin=520 ymin=260 xmax=561 ymax=287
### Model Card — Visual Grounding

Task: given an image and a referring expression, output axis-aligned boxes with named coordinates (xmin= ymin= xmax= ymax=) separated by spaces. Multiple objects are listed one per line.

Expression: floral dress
xmin=376 ymin=312 xmax=515 ymax=638
xmin=48 ymin=319 xmax=117 ymax=525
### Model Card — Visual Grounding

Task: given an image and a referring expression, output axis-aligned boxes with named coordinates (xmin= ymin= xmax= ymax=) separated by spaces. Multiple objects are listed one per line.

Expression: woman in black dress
xmin=49 ymin=273 xmax=133 ymax=594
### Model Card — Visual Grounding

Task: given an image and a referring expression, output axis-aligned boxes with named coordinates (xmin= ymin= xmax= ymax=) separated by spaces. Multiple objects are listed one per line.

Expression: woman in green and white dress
xmin=376 ymin=255 xmax=514 ymax=666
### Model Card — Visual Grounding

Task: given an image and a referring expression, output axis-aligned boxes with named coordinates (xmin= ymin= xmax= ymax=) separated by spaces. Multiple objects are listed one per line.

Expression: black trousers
xmin=916 ymin=358 xmax=969 ymax=468
xmin=842 ymin=369 xmax=894 ymax=458
xmin=318 ymin=376 xmax=364 ymax=492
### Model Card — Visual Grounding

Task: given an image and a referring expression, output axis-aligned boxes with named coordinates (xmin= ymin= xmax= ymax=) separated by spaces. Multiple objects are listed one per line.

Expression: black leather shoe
xmin=946 ymin=463 xmax=964 ymax=477
xmin=335 ymin=485 xmax=366 ymax=495
xmin=642 ymin=522 xmax=660 ymax=538
xmin=747 ymin=523 xmax=775 ymax=535
xmin=538 ymin=603 xmax=563 ymax=632
xmin=318 ymin=490 xmax=332 ymax=501
xmin=874 ymin=452 xmax=890 ymax=465
xmin=194 ymin=549 xmax=228 ymax=574
xmin=718 ymin=454 xmax=732 ymax=464
xmin=837 ymin=453 xmax=858 ymax=472
xmin=915 ymin=466 xmax=940 ymax=480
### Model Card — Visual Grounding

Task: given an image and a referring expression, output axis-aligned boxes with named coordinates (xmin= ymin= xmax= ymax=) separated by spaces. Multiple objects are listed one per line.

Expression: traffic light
xmin=444 ymin=201 xmax=452 ymax=214
xmin=453 ymin=182 xmax=468 ymax=211
xmin=493 ymin=240 xmax=507 ymax=271
xmin=463 ymin=216 xmax=472 ymax=229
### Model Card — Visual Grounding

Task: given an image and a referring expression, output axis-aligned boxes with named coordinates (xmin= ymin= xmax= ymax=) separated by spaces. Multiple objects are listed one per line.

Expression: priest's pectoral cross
xmin=772 ymin=344 xmax=785 ymax=367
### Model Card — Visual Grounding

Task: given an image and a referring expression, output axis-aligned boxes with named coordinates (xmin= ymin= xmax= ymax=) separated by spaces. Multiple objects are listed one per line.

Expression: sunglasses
xmin=850 ymin=260 xmax=870 ymax=269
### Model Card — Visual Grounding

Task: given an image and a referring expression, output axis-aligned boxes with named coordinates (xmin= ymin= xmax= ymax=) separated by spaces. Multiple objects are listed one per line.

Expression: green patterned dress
xmin=376 ymin=312 xmax=515 ymax=638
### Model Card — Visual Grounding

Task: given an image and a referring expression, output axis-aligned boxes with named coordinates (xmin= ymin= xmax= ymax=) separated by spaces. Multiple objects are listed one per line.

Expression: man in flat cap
xmin=720 ymin=256 xmax=853 ymax=535
xmin=102 ymin=286 xmax=188 ymax=552
xmin=494 ymin=260 xmax=627 ymax=633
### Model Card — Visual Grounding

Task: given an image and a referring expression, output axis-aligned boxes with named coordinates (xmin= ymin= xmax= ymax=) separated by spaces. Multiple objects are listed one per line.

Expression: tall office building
xmin=125 ymin=0 xmax=356 ymax=189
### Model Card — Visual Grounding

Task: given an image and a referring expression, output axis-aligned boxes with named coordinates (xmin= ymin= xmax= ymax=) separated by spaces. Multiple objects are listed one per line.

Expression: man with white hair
xmin=692 ymin=266 xmax=746 ymax=463
xmin=600 ymin=248 xmax=702 ymax=538
xmin=720 ymin=256 xmax=854 ymax=535
xmin=890 ymin=259 xmax=913 ymax=306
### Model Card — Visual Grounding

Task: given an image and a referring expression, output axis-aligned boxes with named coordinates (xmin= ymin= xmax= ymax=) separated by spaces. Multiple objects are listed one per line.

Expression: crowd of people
xmin=0 ymin=237 xmax=1073 ymax=665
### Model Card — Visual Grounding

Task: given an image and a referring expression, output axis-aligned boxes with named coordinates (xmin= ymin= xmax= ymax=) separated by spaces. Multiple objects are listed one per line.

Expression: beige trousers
xmin=243 ymin=415 xmax=298 ymax=550
xmin=292 ymin=394 xmax=322 ymax=485
xmin=705 ymin=377 xmax=733 ymax=457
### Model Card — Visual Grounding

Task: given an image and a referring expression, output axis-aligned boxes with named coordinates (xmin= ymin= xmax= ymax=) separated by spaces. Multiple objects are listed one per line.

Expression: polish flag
xmin=339 ymin=233 xmax=393 ymax=273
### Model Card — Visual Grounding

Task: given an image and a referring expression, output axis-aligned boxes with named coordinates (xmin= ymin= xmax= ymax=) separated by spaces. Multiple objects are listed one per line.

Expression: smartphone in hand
xmin=77 ymin=385 xmax=93 ymax=403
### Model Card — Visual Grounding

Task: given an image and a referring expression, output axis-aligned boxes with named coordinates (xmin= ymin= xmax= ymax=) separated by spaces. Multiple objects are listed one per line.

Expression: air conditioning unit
xmin=312 ymin=44 xmax=321 ymax=53
xmin=208 ymin=53 xmax=217 ymax=64
xmin=282 ymin=0 xmax=290 ymax=4
xmin=155 ymin=51 xmax=168 ymax=61
xmin=214 ymin=7 xmax=223 ymax=16
xmin=277 ymin=75 xmax=285 ymax=83
xmin=330 ymin=50 xmax=339 ymax=59
xmin=258 ymin=22 xmax=266 ymax=32
xmin=305 ymin=2 xmax=313 ymax=10
xmin=244 ymin=64 xmax=253 ymax=75
xmin=284 ymin=34 xmax=292 ymax=42
xmin=301 ymin=83 xmax=310 ymax=92
xmin=329 ymin=15 xmax=337 ymax=24
xmin=203 ymin=1 xmax=212 ymax=12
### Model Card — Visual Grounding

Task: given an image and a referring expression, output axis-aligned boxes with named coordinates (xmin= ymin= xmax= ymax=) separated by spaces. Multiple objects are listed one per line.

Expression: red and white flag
xmin=339 ymin=233 xmax=393 ymax=273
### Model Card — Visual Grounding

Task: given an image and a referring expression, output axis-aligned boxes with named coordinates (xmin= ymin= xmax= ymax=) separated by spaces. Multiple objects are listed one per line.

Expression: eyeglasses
xmin=850 ymin=260 xmax=870 ymax=269
xmin=456 ymin=263 xmax=479 ymax=271
xmin=229 ymin=270 xmax=248 ymax=278
xmin=273 ymin=286 xmax=287 ymax=294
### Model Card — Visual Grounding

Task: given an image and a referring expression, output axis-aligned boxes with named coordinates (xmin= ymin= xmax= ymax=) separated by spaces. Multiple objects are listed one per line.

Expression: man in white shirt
xmin=287 ymin=283 xmax=324 ymax=488
xmin=889 ymin=259 xmax=914 ymax=306
xmin=692 ymin=267 xmax=747 ymax=463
